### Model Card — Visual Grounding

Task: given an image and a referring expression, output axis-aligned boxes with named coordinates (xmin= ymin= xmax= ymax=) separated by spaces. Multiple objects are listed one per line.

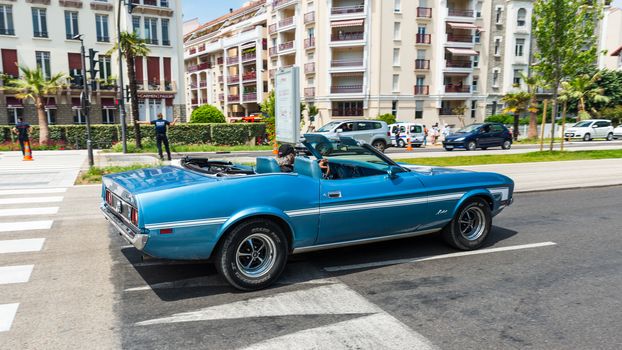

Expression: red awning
xmin=446 ymin=48 xmax=479 ymax=56
xmin=101 ymin=98 xmax=116 ymax=109
xmin=447 ymin=22 xmax=478 ymax=29
xmin=611 ymin=45 xmax=622 ymax=56
xmin=331 ymin=19 xmax=364 ymax=28
xmin=6 ymin=96 xmax=23 ymax=108
xmin=45 ymin=97 xmax=57 ymax=109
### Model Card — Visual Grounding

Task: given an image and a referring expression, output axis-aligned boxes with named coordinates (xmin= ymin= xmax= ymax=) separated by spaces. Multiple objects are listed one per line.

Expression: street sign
xmin=275 ymin=66 xmax=300 ymax=144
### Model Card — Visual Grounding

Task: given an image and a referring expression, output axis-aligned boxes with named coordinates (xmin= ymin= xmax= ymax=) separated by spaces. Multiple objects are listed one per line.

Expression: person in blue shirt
xmin=137 ymin=113 xmax=179 ymax=160
xmin=12 ymin=118 xmax=31 ymax=155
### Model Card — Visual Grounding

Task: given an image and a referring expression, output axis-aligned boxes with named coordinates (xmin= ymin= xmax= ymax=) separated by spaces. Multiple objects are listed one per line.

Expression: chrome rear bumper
xmin=100 ymin=204 xmax=148 ymax=250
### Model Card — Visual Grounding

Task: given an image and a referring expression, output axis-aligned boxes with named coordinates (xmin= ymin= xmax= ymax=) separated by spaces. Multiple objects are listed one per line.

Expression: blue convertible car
xmin=101 ymin=135 xmax=514 ymax=290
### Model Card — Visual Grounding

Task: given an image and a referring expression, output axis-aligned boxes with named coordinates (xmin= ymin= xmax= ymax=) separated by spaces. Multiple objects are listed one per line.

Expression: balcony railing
xmin=304 ymin=87 xmax=315 ymax=98
xmin=0 ymin=28 xmax=15 ymax=36
xmin=331 ymin=32 xmax=364 ymax=41
xmin=228 ymin=94 xmax=240 ymax=102
xmin=242 ymin=71 xmax=257 ymax=81
xmin=415 ymin=59 xmax=430 ymax=70
xmin=414 ymin=85 xmax=430 ymax=95
xmin=439 ymin=108 xmax=462 ymax=115
xmin=218 ymin=93 xmax=224 ymax=101
xmin=199 ymin=81 xmax=207 ymax=87
xmin=446 ymin=60 xmax=472 ymax=68
xmin=416 ymin=34 xmax=431 ymax=44
xmin=187 ymin=65 xmax=198 ymax=72
xmin=304 ymin=37 xmax=316 ymax=49
xmin=243 ymin=92 xmax=257 ymax=101
xmin=417 ymin=7 xmax=432 ymax=18
xmin=217 ymin=57 xmax=224 ymax=65
xmin=333 ymin=108 xmax=363 ymax=117
xmin=304 ymin=62 xmax=315 ymax=74
xmin=331 ymin=85 xmax=363 ymax=93
xmin=331 ymin=5 xmax=364 ymax=15
xmin=228 ymin=75 xmax=240 ymax=84
xmin=269 ymin=24 xmax=277 ymax=34
xmin=331 ymin=59 xmax=364 ymax=67
xmin=269 ymin=47 xmax=278 ymax=57
xmin=191 ymin=99 xmax=198 ymax=105
xmin=447 ymin=34 xmax=473 ymax=43
xmin=279 ymin=16 xmax=294 ymax=28
xmin=227 ymin=56 xmax=239 ymax=65
xmin=448 ymin=8 xmax=474 ymax=17
xmin=189 ymin=48 xmax=196 ymax=55
xmin=304 ymin=11 xmax=315 ymax=24
xmin=197 ymin=62 xmax=211 ymax=70
xmin=242 ymin=52 xmax=256 ymax=62
xmin=272 ymin=0 xmax=295 ymax=7
xmin=189 ymin=82 xmax=197 ymax=88
xmin=279 ymin=41 xmax=295 ymax=51
xmin=445 ymin=85 xmax=471 ymax=93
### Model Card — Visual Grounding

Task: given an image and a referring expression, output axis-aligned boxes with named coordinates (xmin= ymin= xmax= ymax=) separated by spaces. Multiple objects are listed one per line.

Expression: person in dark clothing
xmin=137 ymin=113 xmax=179 ymax=160
xmin=276 ymin=144 xmax=296 ymax=172
xmin=12 ymin=118 xmax=31 ymax=155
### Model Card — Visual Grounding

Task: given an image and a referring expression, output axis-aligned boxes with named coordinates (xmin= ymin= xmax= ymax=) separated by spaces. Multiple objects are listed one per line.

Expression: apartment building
xmin=599 ymin=5 xmax=622 ymax=70
xmin=0 ymin=0 xmax=185 ymax=126
xmin=184 ymin=1 xmax=543 ymax=128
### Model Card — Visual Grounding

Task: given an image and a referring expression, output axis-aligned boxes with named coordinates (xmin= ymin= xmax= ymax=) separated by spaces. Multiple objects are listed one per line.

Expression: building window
xmin=492 ymin=69 xmax=499 ymax=87
xmin=74 ymin=109 xmax=85 ymax=124
xmin=393 ymin=48 xmax=400 ymax=66
xmin=132 ymin=16 xmax=141 ymax=35
xmin=65 ymin=11 xmax=79 ymax=40
xmin=99 ymin=55 xmax=112 ymax=80
xmin=392 ymin=74 xmax=399 ymax=92
xmin=471 ymin=101 xmax=476 ymax=119
xmin=7 ymin=107 xmax=23 ymax=125
xmin=160 ymin=0 xmax=169 ymax=7
xmin=35 ymin=51 xmax=51 ymax=79
xmin=476 ymin=2 xmax=482 ymax=18
xmin=517 ymin=8 xmax=527 ymax=27
xmin=513 ymin=69 xmax=522 ymax=85
xmin=417 ymin=25 xmax=426 ymax=35
xmin=393 ymin=22 xmax=401 ymax=40
xmin=45 ymin=108 xmax=56 ymax=125
xmin=473 ymin=55 xmax=479 ymax=68
xmin=332 ymin=101 xmax=363 ymax=117
xmin=96 ymin=15 xmax=109 ymax=42
xmin=102 ymin=109 xmax=115 ymax=124
xmin=415 ymin=100 xmax=423 ymax=119
xmin=416 ymin=75 xmax=425 ymax=86
xmin=161 ymin=18 xmax=170 ymax=46
xmin=0 ymin=5 xmax=15 ymax=36
xmin=472 ymin=78 xmax=478 ymax=92
xmin=32 ymin=8 xmax=48 ymax=38
xmin=495 ymin=6 xmax=503 ymax=24
xmin=144 ymin=17 xmax=158 ymax=45
xmin=417 ymin=49 xmax=426 ymax=60
xmin=494 ymin=38 xmax=501 ymax=56
xmin=515 ymin=38 xmax=525 ymax=57
xmin=474 ymin=31 xmax=480 ymax=43
xmin=394 ymin=0 xmax=401 ymax=13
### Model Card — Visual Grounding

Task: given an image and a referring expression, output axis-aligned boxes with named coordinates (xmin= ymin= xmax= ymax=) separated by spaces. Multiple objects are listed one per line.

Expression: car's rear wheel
xmin=215 ymin=219 xmax=288 ymax=291
xmin=583 ymin=133 xmax=591 ymax=141
xmin=501 ymin=140 xmax=512 ymax=150
xmin=397 ymin=139 xmax=406 ymax=148
xmin=607 ymin=133 xmax=614 ymax=141
xmin=466 ymin=141 xmax=477 ymax=151
xmin=441 ymin=198 xmax=492 ymax=250
xmin=372 ymin=140 xmax=387 ymax=152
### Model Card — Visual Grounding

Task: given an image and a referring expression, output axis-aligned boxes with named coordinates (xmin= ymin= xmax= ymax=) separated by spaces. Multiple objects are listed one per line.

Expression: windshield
xmin=316 ymin=122 xmax=341 ymax=132
xmin=456 ymin=124 xmax=483 ymax=133
xmin=574 ymin=121 xmax=593 ymax=128
xmin=303 ymin=134 xmax=396 ymax=169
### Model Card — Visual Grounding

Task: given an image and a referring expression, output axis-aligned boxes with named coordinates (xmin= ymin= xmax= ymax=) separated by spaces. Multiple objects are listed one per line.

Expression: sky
xmin=182 ymin=0 xmax=248 ymax=24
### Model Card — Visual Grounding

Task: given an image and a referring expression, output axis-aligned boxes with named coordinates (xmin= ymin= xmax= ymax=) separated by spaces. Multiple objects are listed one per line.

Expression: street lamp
xmin=73 ymin=34 xmax=95 ymax=167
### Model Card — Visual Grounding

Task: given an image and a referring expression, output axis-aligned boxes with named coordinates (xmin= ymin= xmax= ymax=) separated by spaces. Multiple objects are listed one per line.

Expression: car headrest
xmin=294 ymin=157 xmax=321 ymax=179
xmin=256 ymin=157 xmax=281 ymax=174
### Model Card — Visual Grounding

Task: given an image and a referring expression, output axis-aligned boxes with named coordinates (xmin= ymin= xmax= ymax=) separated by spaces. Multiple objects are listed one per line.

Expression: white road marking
xmin=324 ymin=242 xmax=557 ymax=272
xmin=0 ymin=239 xmax=45 ymax=254
xmin=0 ymin=220 xmax=54 ymax=233
xmin=0 ymin=188 xmax=67 ymax=196
xmin=0 ymin=196 xmax=64 ymax=205
xmin=0 ymin=207 xmax=59 ymax=217
xmin=0 ymin=265 xmax=34 ymax=285
xmin=0 ymin=303 xmax=19 ymax=332
xmin=136 ymin=283 xmax=381 ymax=326
xmin=241 ymin=313 xmax=436 ymax=350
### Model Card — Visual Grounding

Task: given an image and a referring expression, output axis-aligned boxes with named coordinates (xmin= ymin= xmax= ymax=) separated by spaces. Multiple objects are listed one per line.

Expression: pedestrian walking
xmin=423 ymin=125 xmax=428 ymax=147
xmin=12 ymin=118 xmax=31 ymax=156
xmin=137 ymin=113 xmax=179 ymax=161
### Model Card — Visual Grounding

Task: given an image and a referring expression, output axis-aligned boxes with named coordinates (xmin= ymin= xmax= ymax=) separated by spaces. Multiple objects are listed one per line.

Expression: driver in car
xmin=319 ymin=159 xmax=334 ymax=179
xmin=277 ymin=144 xmax=296 ymax=172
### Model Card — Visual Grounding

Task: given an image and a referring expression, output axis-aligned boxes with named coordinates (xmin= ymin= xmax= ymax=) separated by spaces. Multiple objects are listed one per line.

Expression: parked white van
xmin=389 ymin=123 xmax=426 ymax=148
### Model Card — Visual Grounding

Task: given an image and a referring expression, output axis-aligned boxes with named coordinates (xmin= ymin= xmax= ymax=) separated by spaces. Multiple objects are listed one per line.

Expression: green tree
xmin=561 ymin=73 xmax=610 ymax=120
xmin=108 ymin=32 xmax=150 ymax=148
xmin=451 ymin=105 xmax=468 ymax=127
xmin=260 ymin=90 xmax=276 ymax=139
xmin=501 ymin=91 xmax=531 ymax=140
xmin=1 ymin=66 xmax=67 ymax=144
xmin=376 ymin=113 xmax=397 ymax=126
xmin=532 ymin=0 xmax=602 ymax=149
xmin=189 ymin=104 xmax=225 ymax=123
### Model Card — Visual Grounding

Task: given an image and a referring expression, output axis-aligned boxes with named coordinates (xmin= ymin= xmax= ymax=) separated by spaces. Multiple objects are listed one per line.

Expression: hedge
xmin=0 ymin=123 xmax=266 ymax=148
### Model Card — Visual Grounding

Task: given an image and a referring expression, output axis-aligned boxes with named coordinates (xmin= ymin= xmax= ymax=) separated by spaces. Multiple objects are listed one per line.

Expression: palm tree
xmin=107 ymin=31 xmax=150 ymax=148
xmin=561 ymin=73 xmax=610 ymax=121
xmin=501 ymin=91 xmax=531 ymax=141
xmin=520 ymin=73 xmax=547 ymax=139
xmin=1 ymin=66 xmax=67 ymax=144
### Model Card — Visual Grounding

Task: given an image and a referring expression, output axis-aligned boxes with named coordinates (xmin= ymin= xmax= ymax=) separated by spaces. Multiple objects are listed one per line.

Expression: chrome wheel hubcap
xmin=458 ymin=206 xmax=486 ymax=241
xmin=235 ymin=234 xmax=276 ymax=278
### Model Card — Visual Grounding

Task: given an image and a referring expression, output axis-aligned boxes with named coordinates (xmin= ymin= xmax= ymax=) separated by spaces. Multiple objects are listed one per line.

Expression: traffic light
xmin=88 ymin=48 xmax=99 ymax=90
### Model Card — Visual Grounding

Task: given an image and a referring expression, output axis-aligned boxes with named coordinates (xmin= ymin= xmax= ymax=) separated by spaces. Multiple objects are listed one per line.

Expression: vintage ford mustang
xmin=101 ymin=135 xmax=514 ymax=290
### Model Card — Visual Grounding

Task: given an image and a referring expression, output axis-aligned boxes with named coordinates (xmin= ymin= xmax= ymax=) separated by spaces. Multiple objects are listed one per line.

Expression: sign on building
xmin=275 ymin=66 xmax=300 ymax=144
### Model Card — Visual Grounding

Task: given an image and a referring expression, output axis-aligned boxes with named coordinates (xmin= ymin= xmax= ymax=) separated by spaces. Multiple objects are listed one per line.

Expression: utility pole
xmin=75 ymin=34 xmax=95 ymax=167
xmin=116 ymin=0 xmax=130 ymax=153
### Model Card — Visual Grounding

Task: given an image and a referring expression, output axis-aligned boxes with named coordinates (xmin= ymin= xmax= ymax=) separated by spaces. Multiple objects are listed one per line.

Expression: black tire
xmin=583 ymin=133 xmax=591 ymax=141
xmin=441 ymin=198 xmax=492 ymax=250
xmin=372 ymin=140 xmax=387 ymax=152
xmin=215 ymin=219 xmax=288 ymax=291
xmin=466 ymin=141 xmax=477 ymax=151
xmin=444 ymin=147 xmax=454 ymax=151
xmin=607 ymin=133 xmax=614 ymax=141
xmin=501 ymin=140 xmax=512 ymax=150
xmin=397 ymin=139 xmax=406 ymax=148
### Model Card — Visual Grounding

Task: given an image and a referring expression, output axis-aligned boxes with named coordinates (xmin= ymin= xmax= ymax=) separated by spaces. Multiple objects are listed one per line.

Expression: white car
xmin=564 ymin=119 xmax=614 ymax=141
xmin=389 ymin=122 xmax=425 ymax=147
xmin=613 ymin=125 xmax=622 ymax=140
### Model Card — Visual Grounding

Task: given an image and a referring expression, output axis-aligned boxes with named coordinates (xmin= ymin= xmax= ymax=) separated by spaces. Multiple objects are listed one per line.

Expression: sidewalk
xmin=0 ymin=150 xmax=87 ymax=189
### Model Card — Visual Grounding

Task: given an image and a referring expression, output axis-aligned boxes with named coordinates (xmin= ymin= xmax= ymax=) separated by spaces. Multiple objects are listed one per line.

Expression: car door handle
xmin=326 ymin=191 xmax=342 ymax=198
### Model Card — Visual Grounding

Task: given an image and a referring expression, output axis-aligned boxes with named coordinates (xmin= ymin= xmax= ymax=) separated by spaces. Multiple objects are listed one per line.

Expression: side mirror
xmin=592 ymin=125 xmax=598 ymax=128
xmin=336 ymin=128 xmax=343 ymax=133
xmin=387 ymin=166 xmax=402 ymax=179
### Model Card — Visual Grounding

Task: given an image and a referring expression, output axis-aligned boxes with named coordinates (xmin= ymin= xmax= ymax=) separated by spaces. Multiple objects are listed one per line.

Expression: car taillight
xmin=105 ymin=190 xmax=113 ymax=205
xmin=131 ymin=207 xmax=138 ymax=226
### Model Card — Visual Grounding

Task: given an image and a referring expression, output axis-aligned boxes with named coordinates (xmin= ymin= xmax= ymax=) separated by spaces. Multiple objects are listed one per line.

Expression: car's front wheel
xmin=441 ymin=198 xmax=492 ymax=250
xmin=466 ymin=141 xmax=477 ymax=151
xmin=583 ymin=133 xmax=591 ymax=141
xmin=607 ymin=133 xmax=614 ymax=141
xmin=372 ymin=140 xmax=387 ymax=152
xmin=501 ymin=140 xmax=512 ymax=150
xmin=215 ymin=219 xmax=288 ymax=291
xmin=397 ymin=139 xmax=406 ymax=148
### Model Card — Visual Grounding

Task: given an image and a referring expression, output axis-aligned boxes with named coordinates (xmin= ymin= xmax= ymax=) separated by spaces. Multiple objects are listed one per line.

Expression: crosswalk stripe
xmin=0 ymin=303 xmax=19 ymax=332
xmin=0 ymin=265 xmax=34 ymax=285
xmin=0 ymin=220 xmax=54 ymax=233
xmin=0 ymin=188 xmax=67 ymax=196
xmin=0 ymin=207 xmax=59 ymax=217
xmin=0 ymin=196 xmax=64 ymax=205
xmin=0 ymin=239 xmax=45 ymax=254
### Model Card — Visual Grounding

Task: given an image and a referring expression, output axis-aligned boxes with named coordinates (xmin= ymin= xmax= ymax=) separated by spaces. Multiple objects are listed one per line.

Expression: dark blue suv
xmin=443 ymin=123 xmax=512 ymax=151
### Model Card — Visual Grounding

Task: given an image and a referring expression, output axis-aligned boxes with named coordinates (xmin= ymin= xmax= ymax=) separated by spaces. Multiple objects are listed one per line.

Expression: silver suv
xmin=312 ymin=120 xmax=391 ymax=151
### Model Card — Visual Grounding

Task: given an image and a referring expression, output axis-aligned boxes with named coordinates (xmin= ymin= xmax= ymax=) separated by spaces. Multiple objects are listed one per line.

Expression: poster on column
xmin=275 ymin=66 xmax=300 ymax=144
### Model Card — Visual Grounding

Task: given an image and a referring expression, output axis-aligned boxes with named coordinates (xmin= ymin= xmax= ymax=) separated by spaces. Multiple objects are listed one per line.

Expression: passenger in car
xmin=319 ymin=159 xmax=334 ymax=180
xmin=276 ymin=144 xmax=296 ymax=172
